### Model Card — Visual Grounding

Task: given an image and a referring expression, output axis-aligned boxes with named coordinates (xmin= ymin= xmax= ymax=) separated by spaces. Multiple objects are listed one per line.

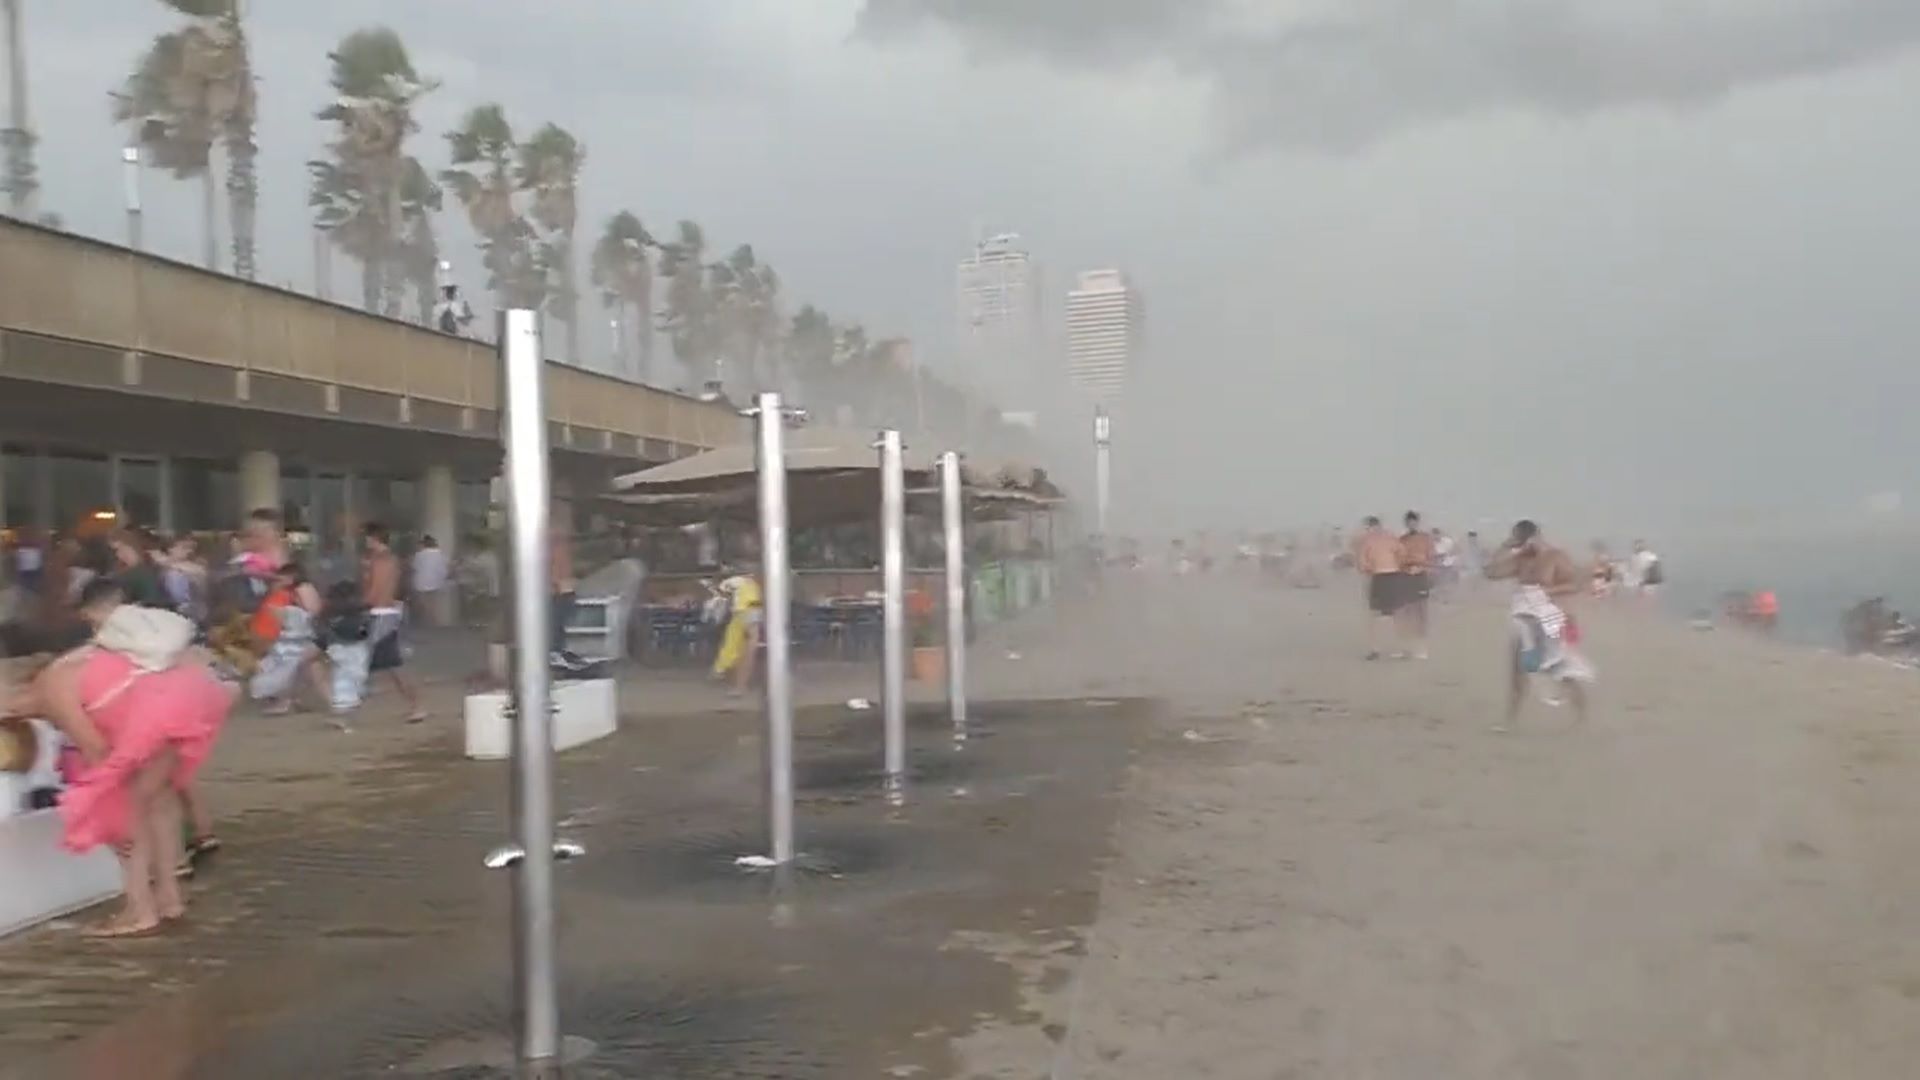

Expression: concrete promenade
xmin=4 ymin=574 xmax=1920 ymax=1078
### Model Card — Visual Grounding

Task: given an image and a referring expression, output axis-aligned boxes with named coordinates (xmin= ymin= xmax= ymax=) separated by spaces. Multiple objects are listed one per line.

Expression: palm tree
xmin=444 ymin=104 xmax=542 ymax=310
xmin=310 ymin=26 xmax=436 ymax=315
xmin=113 ymin=0 xmax=257 ymax=274
xmin=786 ymin=304 xmax=835 ymax=403
xmin=657 ymin=219 xmax=715 ymax=384
xmin=705 ymin=244 xmax=786 ymax=394
xmin=394 ymin=157 xmax=443 ymax=322
xmin=2 ymin=0 xmax=39 ymax=216
xmin=517 ymin=123 xmax=585 ymax=365
xmin=589 ymin=210 xmax=655 ymax=381
xmin=195 ymin=0 xmax=258 ymax=281
xmin=113 ymin=29 xmax=219 ymax=268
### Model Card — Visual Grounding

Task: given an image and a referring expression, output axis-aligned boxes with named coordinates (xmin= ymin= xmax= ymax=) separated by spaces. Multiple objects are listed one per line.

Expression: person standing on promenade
xmin=1398 ymin=512 xmax=1435 ymax=659
xmin=409 ymin=535 xmax=449 ymax=628
xmin=1354 ymin=517 xmax=1404 ymax=660
xmin=1487 ymin=519 xmax=1592 ymax=727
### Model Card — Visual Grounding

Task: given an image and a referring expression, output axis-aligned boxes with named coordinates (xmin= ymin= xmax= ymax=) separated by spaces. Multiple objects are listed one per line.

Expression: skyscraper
xmin=956 ymin=232 xmax=1043 ymax=411
xmin=1065 ymin=269 xmax=1141 ymax=406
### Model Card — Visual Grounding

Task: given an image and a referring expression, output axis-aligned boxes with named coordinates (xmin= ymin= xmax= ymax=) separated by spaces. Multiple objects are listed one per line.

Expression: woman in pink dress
xmin=19 ymin=579 xmax=231 ymax=937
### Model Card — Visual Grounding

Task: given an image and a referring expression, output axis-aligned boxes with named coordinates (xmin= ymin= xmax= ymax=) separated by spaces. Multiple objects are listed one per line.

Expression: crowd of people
xmin=3 ymin=511 xmax=430 ymax=725
xmin=1098 ymin=517 xmax=1679 ymax=732
xmin=0 ymin=507 xmax=458 ymax=938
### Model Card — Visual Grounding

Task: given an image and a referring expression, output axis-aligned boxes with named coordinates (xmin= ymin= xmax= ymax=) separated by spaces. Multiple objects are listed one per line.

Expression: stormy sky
xmin=14 ymin=0 xmax=1920 ymax=539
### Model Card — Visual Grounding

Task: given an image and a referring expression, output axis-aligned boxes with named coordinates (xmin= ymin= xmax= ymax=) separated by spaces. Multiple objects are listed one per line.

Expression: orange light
xmin=91 ymin=510 xmax=118 ymax=521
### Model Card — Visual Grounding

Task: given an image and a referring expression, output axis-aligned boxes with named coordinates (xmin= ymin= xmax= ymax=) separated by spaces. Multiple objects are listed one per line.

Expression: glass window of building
xmin=310 ymin=472 xmax=350 ymax=554
xmin=115 ymin=457 xmax=163 ymax=530
xmin=457 ymin=479 xmax=492 ymax=545
xmin=281 ymin=465 xmax=312 ymax=540
xmin=48 ymin=451 xmax=111 ymax=534
xmin=2 ymin=445 xmax=36 ymax=529
xmin=170 ymin=458 xmax=237 ymax=534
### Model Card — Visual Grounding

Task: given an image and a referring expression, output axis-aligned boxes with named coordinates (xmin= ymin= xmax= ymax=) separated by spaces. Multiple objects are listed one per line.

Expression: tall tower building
xmin=1065 ymin=269 xmax=1141 ymax=406
xmin=956 ymin=232 xmax=1043 ymax=412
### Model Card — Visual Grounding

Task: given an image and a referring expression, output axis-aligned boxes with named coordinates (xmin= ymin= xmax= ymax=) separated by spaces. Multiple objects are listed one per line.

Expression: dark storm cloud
xmin=859 ymin=0 xmax=1920 ymax=151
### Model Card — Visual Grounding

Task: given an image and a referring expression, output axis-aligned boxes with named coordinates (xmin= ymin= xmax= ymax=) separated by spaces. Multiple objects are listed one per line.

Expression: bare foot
xmin=84 ymin=913 xmax=163 ymax=939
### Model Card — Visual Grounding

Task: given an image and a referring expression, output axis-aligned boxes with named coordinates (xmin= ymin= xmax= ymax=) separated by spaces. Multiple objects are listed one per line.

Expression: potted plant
xmin=907 ymin=588 xmax=943 ymax=682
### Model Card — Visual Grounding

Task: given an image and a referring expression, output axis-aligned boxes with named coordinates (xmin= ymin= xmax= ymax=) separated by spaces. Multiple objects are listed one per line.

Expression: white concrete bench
xmin=2 ymin=719 xmax=121 ymax=938
xmin=0 ymin=807 xmax=120 ymax=938
xmin=463 ymin=678 xmax=617 ymax=761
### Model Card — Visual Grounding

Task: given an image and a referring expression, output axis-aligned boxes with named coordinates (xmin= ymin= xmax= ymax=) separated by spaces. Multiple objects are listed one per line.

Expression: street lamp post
xmin=121 ymin=145 xmax=142 ymax=252
xmin=1094 ymin=408 xmax=1112 ymax=535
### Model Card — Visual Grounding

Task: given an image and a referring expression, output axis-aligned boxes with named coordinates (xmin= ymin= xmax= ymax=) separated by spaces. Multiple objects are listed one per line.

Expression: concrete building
xmin=0 ymin=217 xmax=742 ymax=560
xmin=956 ymin=232 xmax=1044 ymax=412
xmin=1065 ymin=269 xmax=1142 ymax=406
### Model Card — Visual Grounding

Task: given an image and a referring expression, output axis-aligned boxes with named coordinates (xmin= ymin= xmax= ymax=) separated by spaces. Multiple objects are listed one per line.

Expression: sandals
xmin=177 ymin=834 xmax=221 ymax=880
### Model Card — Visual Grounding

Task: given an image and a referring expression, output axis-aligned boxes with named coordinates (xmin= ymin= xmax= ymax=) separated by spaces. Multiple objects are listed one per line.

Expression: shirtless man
xmin=1398 ymin=511 xmax=1435 ymax=660
xmin=1353 ymin=516 xmax=1404 ymax=660
xmin=549 ymin=515 xmax=592 ymax=674
xmin=1486 ymin=519 xmax=1590 ymax=726
xmin=361 ymin=522 xmax=425 ymax=722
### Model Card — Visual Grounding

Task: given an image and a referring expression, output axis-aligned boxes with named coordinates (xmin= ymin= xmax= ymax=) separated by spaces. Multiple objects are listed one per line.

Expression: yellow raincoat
xmin=711 ymin=575 xmax=763 ymax=676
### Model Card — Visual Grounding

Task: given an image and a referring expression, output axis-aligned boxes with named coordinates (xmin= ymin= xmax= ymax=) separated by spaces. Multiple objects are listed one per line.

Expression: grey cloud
xmin=856 ymin=0 xmax=1213 ymax=65
xmin=859 ymin=0 xmax=1920 ymax=151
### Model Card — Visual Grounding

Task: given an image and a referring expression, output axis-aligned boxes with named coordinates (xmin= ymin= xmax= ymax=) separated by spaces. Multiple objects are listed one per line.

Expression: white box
xmin=0 ymin=808 xmax=121 ymax=938
xmin=463 ymin=678 xmax=617 ymax=761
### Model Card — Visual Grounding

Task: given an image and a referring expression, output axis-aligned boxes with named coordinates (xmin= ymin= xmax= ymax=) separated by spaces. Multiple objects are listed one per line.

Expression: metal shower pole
xmin=754 ymin=392 xmax=797 ymax=864
xmin=499 ymin=308 xmax=559 ymax=1069
xmin=878 ymin=429 xmax=907 ymax=794
xmin=939 ymin=451 xmax=968 ymax=736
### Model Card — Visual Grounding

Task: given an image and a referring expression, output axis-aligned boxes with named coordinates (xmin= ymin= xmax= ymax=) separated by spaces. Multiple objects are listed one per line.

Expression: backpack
xmin=210 ymin=569 xmax=267 ymax=620
xmin=250 ymin=589 xmax=291 ymax=646
xmin=322 ymin=582 xmax=371 ymax=643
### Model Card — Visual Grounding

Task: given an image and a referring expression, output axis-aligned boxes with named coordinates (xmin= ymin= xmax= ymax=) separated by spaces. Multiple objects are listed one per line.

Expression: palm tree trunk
xmin=222 ymin=11 xmax=257 ymax=280
xmin=200 ymin=170 xmax=219 ymax=271
xmin=224 ymin=126 xmax=257 ymax=280
xmin=637 ymin=281 xmax=654 ymax=384
xmin=360 ymin=257 xmax=380 ymax=314
xmin=2 ymin=0 xmax=38 ymax=217
xmin=380 ymin=181 xmax=402 ymax=318
xmin=562 ymin=236 xmax=580 ymax=365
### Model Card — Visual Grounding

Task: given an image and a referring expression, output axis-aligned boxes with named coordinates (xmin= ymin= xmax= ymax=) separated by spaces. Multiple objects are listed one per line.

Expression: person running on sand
xmin=1354 ymin=517 xmax=1404 ymax=660
xmin=1628 ymin=539 xmax=1664 ymax=599
xmin=1487 ymin=519 xmax=1593 ymax=728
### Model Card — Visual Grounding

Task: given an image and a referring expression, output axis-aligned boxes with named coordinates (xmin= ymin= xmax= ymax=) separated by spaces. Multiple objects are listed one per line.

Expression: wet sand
xmin=1032 ymin=576 xmax=1920 ymax=1079
xmin=8 ymin=575 xmax=1920 ymax=1077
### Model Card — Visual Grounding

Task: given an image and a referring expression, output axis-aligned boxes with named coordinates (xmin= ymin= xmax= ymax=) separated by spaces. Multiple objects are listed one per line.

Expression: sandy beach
xmin=8 ymin=572 xmax=1920 ymax=1078
xmin=1021 ymin=575 xmax=1920 ymax=1079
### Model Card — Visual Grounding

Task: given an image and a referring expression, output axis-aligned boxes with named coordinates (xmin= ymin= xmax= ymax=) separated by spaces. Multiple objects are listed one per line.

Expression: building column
xmin=422 ymin=463 xmax=458 ymax=627
xmin=238 ymin=450 xmax=281 ymax=520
